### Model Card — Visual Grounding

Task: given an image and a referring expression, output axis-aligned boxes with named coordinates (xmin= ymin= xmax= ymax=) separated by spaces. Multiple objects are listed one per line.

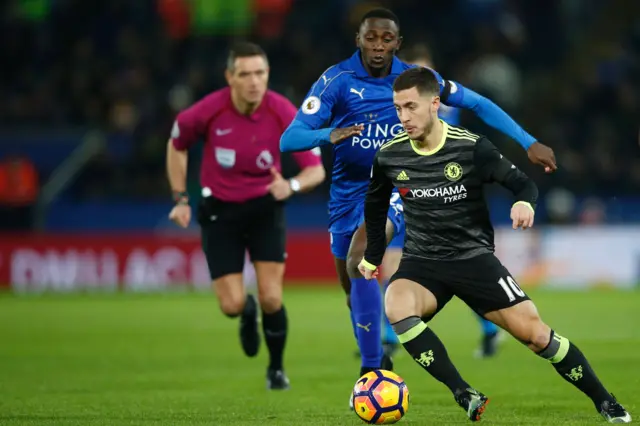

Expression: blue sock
xmin=350 ymin=277 xmax=383 ymax=368
xmin=349 ymin=309 xmax=358 ymax=340
xmin=477 ymin=314 xmax=498 ymax=335
xmin=381 ymin=280 xmax=398 ymax=344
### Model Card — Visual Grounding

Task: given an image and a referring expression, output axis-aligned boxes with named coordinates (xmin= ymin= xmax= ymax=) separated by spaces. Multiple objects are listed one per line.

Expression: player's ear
xmin=432 ymin=95 xmax=441 ymax=112
xmin=355 ymin=32 xmax=361 ymax=49
xmin=224 ymin=69 xmax=233 ymax=86
xmin=396 ymin=36 xmax=403 ymax=51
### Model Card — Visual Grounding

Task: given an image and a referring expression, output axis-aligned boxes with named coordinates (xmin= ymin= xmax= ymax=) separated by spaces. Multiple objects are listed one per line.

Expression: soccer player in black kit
xmin=358 ymin=68 xmax=631 ymax=423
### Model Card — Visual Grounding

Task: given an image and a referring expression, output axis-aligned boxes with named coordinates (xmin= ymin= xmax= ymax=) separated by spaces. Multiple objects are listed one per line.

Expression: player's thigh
xmin=387 ymin=256 xmax=453 ymax=323
xmin=330 ymin=231 xmax=354 ymax=296
xmin=345 ymin=219 xmax=396 ymax=277
xmin=381 ymin=247 xmax=402 ymax=280
xmin=451 ymin=254 xmax=534 ymax=323
xmin=483 ymin=300 xmax=551 ymax=350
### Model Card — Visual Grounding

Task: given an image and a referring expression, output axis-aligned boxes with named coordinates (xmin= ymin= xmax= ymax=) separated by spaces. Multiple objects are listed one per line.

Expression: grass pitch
xmin=0 ymin=287 xmax=638 ymax=425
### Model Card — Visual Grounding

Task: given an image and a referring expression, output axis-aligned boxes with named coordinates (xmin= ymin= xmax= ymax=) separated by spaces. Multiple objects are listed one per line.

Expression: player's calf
xmin=348 ymin=226 xmax=384 ymax=374
xmin=255 ymin=262 xmax=288 ymax=383
xmin=387 ymin=279 xmax=484 ymax=415
xmin=486 ymin=301 xmax=630 ymax=421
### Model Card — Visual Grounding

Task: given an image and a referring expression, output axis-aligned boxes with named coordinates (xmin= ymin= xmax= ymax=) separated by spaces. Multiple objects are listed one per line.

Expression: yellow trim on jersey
xmin=513 ymin=201 xmax=535 ymax=213
xmin=410 ymin=121 xmax=449 ymax=156
xmin=360 ymin=259 xmax=378 ymax=271
xmin=448 ymin=126 xmax=479 ymax=138
xmin=380 ymin=133 xmax=409 ymax=151
xmin=448 ymin=126 xmax=480 ymax=143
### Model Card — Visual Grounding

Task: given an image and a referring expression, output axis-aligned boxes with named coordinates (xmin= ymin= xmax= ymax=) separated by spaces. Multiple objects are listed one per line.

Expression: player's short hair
xmin=360 ymin=8 xmax=400 ymax=31
xmin=226 ymin=42 xmax=268 ymax=71
xmin=393 ymin=67 xmax=440 ymax=97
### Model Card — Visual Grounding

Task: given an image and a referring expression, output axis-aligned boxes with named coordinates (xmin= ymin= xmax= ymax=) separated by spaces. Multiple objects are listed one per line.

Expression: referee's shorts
xmin=197 ymin=193 xmax=286 ymax=280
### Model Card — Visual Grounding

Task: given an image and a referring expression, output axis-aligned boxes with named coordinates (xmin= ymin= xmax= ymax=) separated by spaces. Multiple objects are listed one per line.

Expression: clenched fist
xmin=511 ymin=202 xmax=534 ymax=230
xmin=169 ymin=204 xmax=191 ymax=228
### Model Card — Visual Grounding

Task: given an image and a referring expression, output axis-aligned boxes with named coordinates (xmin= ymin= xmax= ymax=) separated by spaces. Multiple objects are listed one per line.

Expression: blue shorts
xmin=330 ymin=193 xmax=405 ymax=260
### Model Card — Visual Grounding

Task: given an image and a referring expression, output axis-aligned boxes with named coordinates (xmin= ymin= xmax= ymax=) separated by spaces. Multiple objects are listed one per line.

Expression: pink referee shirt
xmin=172 ymin=87 xmax=322 ymax=203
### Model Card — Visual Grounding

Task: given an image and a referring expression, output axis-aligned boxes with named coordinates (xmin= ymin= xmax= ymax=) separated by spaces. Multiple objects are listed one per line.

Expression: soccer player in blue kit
xmin=280 ymin=8 xmax=557 ymax=388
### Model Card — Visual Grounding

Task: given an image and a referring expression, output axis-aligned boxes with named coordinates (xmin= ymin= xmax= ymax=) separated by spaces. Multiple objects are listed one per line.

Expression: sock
xmin=394 ymin=316 xmax=470 ymax=394
xmin=477 ymin=314 xmax=498 ymax=336
xmin=349 ymin=309 xmax=358 ymax=340
xmin=381 ymin=280 xmax=398 ymax=344
xmin=262 ymin=306 xmax=288 ymax=371
xmin=350 ymin=277 xmax=383 ymax=370
xmin=538 ymin=330 xmax=611 ymax=406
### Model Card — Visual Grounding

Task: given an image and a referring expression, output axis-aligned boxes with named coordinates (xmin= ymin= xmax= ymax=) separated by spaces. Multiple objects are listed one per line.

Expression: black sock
xmin=393 ymin=316 xmax=470 ymax=394
xmin=262 ymin=305 xmax=288 ymax=371
xmin=538 ymin=331 xmax=611 ymax=406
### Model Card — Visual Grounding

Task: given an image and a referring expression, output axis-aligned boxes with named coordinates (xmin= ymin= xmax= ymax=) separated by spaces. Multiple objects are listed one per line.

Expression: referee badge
xmin=444 ymin=162 xmax=463 ymax=182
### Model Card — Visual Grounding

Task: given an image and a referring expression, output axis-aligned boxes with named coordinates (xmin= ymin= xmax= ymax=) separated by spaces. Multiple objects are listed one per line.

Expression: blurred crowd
xmin=0 ymin=0 xmax=639 ymax=219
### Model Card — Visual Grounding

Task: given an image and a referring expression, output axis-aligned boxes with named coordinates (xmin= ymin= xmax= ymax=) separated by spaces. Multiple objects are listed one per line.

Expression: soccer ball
xmin=352 ymin=369 xmax=409 ymax=424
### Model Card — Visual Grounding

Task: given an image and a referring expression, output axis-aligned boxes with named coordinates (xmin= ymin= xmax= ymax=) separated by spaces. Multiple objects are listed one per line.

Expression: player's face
xmin=357 ymin=18 xmax=402 ymax=71
xmin=226 ymin=55 xmax=269 ymax=105
xmin=393 ymin=87 xmax=440 ymax=140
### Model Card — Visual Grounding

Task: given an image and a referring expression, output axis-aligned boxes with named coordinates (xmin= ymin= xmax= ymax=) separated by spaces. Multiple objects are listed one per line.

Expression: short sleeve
xmin=291 ymin=147 xmax=323 ymax=168
xmin=293 ymin=67 xmax=342 ymax=129
xmin=171 ymin=97 xmax=213 ymax=151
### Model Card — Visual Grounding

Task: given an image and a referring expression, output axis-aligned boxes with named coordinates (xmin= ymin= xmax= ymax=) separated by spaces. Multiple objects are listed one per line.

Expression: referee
xmin=166 ymin=42 xmax=325 ymax=390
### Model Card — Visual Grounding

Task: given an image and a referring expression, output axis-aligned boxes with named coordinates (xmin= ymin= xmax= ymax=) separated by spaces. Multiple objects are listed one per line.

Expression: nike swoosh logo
xmin=215 ymin=128 xmax=232 ymax=136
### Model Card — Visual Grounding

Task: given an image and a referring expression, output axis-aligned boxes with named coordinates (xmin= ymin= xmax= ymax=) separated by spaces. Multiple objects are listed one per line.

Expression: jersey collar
xmin=349 ymin=50 xmax=405 ymax=78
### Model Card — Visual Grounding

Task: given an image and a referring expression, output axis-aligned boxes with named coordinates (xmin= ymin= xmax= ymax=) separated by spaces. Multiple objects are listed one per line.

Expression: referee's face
xmin=357 ymin=18 xmax=401 ymax=72
xmin=226 ymin=55 xmax=269 ymax=106
xmin=394 ymin=87 xmax=439 ymax=140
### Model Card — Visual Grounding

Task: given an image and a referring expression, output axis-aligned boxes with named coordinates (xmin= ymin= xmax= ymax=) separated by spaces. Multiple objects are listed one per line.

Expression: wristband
xmin=360 ymin=259 xmax=378 ymax=271
xmin=512 ymin=201 xmax=534 ymax=213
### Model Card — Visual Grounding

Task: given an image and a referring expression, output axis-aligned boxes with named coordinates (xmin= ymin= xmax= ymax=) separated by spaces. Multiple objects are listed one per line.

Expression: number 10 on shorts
xmin=497 ymin=276 xmax=525 ymax=302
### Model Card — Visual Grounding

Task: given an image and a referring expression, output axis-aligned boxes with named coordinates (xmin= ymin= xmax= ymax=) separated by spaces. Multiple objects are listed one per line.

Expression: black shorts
xmin=197 ymin=194 xmax=286 ymax=280
xmin=391 ymin=253 xmax=530 ymax=319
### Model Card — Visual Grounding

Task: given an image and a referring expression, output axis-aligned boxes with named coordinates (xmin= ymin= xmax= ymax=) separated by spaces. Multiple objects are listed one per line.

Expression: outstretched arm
xmin=431 ymin=68 xmax=556 ymax=172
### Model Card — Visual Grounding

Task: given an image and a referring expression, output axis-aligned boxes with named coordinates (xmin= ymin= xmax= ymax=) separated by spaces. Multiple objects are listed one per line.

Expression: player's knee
xmin=219 ymin=294 xmax=245 ymax=317
xmin=528 ymin=320 xmax=552 ymax=352
xmin=345 ymin=250 xmax=364 ymax=278
xmin=384 ymin=284 xmax=418 ymax=324
xmin=510 ymin=314 xmax=551 ymax=351
xmin=258 ymin=290 xmax=282 ymax=314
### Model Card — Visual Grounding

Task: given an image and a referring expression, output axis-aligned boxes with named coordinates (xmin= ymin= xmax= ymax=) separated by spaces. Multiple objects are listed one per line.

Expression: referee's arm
xmin=363 ymin=155 xmax=395 ymax=268
xmin=474 ymin=137 xmax=539 ymax=210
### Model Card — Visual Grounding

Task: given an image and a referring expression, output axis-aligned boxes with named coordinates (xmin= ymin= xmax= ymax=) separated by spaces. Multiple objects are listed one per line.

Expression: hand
xmin=358 ymin=259 xmax=379 ymax=280
xmin=267 ymin=167 xmax=293 ymax=201
xmin=511 ymin=203 xmax=535 ymax=230
xmin=169 ymin=204 xmax=191 ymax=228
xmin=527 ymin=142 xmax=557 ymax=173
xmin=330 ymin=125 xmax=364 ymax=145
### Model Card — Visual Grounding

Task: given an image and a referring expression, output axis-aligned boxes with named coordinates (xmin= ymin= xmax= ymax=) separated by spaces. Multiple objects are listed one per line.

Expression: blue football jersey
xmin=294 ymin=51 xmax=455 ymax=232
